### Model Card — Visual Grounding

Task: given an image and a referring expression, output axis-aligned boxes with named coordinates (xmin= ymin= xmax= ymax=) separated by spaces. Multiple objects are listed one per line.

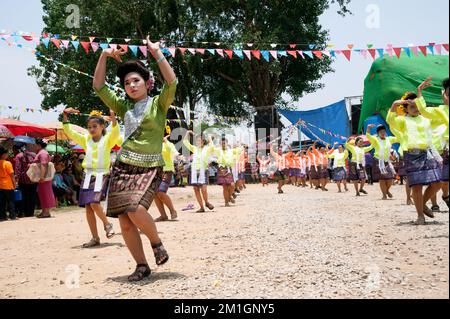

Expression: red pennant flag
xmin=80 ymin=41 xmax=90 ymax=53
xmin=216 ymin=49 xmax=224 ymax=57
xmin=443 ymin=44 xmax=449 ymax=52
xmin=393 ymin=48 xmax=402 ymax=58
xmin=419 ymin=46 xmax=428 ymax=56
xmin=224 ymin=50 xmax=234 ymax=59
xmin=368 ymin=49 xmax=376 ymax=59
xmin=51 ymin=38 xmax=61 ymax=48
xmin=119 ymin=44 xmax=128 ymax=52
xmin=312 ymin=51 xmax=323 ymax=59
xmin=342 ymin=50 xmax=351 ymax=61
xmin=289 ymin=44 xmax=296 ymax=49
xmin=287 ymin=51 xmax=297 ymax=58
xmin=179 ymin=48 xmax=187 ymax=55
xmin=22 ymin=35 xmax=34 ymax=41
xmin=196 ymin=48 xmax=205 ymax=55
xmin=251 ymin=50 xmax=261 ymax=60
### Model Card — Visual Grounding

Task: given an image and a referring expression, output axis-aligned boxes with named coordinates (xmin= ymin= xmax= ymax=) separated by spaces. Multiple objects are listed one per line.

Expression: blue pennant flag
xmin=71 ymin=41 xmax=80 ymax=51
xmin=428 ymin=45 xmax=435 ymax=55
xmin=304 ymin=51 xmax=314 ymax=59
xmin=329 ymin=50 xmax=336 ymax=58
xmin=161 ymin=48 xmax=170 ymax=56
xmin=207 ymin=49 xmax=216 ymax=55
xmin=41 ymin=38 xmax=50 ymax=48
xmin=377 ymin=48 xmax=384 ymax=57
xmin=234 ymin=50 xmax=244 ymax=59
xmin=129 ymin=45 xmax=138 ymax=57
xmin=309 ymin=44 xmax=316 ymax=50
xmin=261 ymin=50 xmax=270 ymax=62
xmin=403 ymin=47 xmax=411 ymax=57
xmin=278 ymin=50 xmax=287 ymax=57
xmin=100 ymin=43 xmax=109 ymax=50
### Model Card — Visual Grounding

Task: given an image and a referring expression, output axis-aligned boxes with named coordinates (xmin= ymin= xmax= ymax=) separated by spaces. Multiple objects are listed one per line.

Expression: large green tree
xmin=29 ymin=0 xmax=350 ymax=129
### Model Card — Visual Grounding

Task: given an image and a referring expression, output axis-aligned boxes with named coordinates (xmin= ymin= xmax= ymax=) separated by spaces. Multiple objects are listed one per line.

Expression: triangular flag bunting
xmin=312 ymin=51 xmax=323 ymax=59
xmin=106 ymin=38 xmax=113 ymax=43
xmin=443 ymin=44 xmax=449 ymax=52
xmin=287 ymin=51 xmax=297 ymax=58
xmin=89 ymin=37 xmax=95 ymax=43
xmin=251 ymin=50 xmax=261 ymax=60
xmin=109 ymin=44 xmax=117 ymax=50
xmin=393 ymin=48 xmax=402 ymax=58
xmin=179 ymin=48 xmax=187 ymax=55
xmin=435 ymin=44 xmax=442 ymax=55
xmin=188 ymin=48 xmax=196 ymax=55
xmin=41 ymin=37 xmax=50 ymax=48
xmin=278 ymin=51 xmax=287 ymax=57
xmin=71 ymin=41 xmax=79 ymax=50
xmin=309 ymin=44 xmax=316 ymax=50
xmin=419 ymin=46 xmax=428 ymax=56
xmin=342 ymin=50 xmax=351 ymax=61
xmin=196 ymin=48 xmax=205 ymax=55
xmin=80 ymin=41 xmax=90 ymax=53
xmin=270 ymin=51 xmax=278 ymax=59
xmin=138 ymin=46 xmax=147 ymax=57
xmin=100 ymin=43 xmax=109 ymax=50
xmin=403 ymin=47 xmax=411 ymax=58
xmin=428 ymin=45 xmax=435 ymax=55
xmin=224 ymin=50 xmax=234 ymax=59
xmin=207 ymin=49 xmax=216 ymax=55
xmin=216 ymin=49 xmax=224 ymax=57
xmin=234 ymin=50 xmax=244 ymax=59
xmin=61 ymin=40 xmax=70 ymax=49
xmin=243 ymin=50 xmax=251 ymax=60
xmin=303 ymin=51 xmax=314 ymax=59
xmin=368 ymin=49 xmax=376 ymax=59
xmin=51 ymin=38 xmax=61 ymax=48
xmin=129 ymin=45 xmax=138 ymax=56
xmin=119 ymin=44 xmax=128 ymax=52
xmin=168 ymin=47 xmax=176 ymax=57
xmin=322 ymin=50 xmax=331 ymax=58
xmin=91 ymin=42 xmax=100 ymax=53
xmin=297 ymin=51 xmax=305 ymax=59
xmin=261 ymin=51 xmax=270 ymax=62
xmin=386 ymin=48 xmax=393 ymax=57
xmin=71 ymin=35 xmax=78 ymax=41
xmin=289 ymin=44 xmax=296 ymax=49
xmin=411 ymin=46 xmax=419 ymax=57
xmin=377 ymin=48 xmax=384 ymax=57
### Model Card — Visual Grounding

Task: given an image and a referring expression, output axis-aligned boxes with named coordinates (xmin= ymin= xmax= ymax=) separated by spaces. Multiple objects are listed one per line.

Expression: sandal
xmin=154 ymin=216 xmax=169 ymax=222
xmin=230 ymin=198 xmax=236 ymax=204
xmin=431 ymin=205 xmax=440 ymax=213
xmin=205 ymin=202 xmax=214 ymax=211
xmin=36 ymin=213 xmax=51 ymax=219
xmin=152 ymin=243 xmax=169 ymax=266
xmin=128 ymin=264 xmax=151 ymax=282
xmin=82 ymin=237 xmax=100 ymax=248
xmin=360 ymin=189 xmax=368 ymax=195
xmin=104 ymin=223 xmax=115 ymax=239
xmin=414 ymin=217 xmax=426 ymax=226
xmin=423 ymin=206 xmax=435 ymax=219
xmin=196 ymin=208 xmax=206 ymax=213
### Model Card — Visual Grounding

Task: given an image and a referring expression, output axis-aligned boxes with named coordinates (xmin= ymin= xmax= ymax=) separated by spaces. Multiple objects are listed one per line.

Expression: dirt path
xmin=0 ymin=183 xmax=448 ymax=299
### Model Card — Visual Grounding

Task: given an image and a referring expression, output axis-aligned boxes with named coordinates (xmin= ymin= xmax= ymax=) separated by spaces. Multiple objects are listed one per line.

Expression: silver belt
xmin=118 ymin=149 xmax=163 ymax=166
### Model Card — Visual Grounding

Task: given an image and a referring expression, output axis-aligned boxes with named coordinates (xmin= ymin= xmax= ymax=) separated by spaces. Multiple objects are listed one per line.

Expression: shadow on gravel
xmin=70 ymin=242 xmax=125 ymax=249
xmin=106 ymin=271 xmax=186 ymax=285
xmin=395 ymin=221 xmax=447 ymax=227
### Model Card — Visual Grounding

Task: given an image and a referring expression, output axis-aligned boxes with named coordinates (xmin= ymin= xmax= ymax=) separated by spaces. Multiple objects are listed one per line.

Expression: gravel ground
xmin=0 ymin=183 xmax=448 ymax=299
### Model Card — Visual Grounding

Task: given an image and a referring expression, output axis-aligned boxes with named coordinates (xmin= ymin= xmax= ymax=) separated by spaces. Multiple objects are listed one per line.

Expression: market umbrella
xmin=44 ymin=121 xmax=87 ymax=141
xmin=0 ymin=118 xmax=55 ymax=138
xmin=46 ymin=144 xmax=67 ymax=154
xmin=13 ymin=135 xmax=36 ymax=144
xmin=72 ymin=144 xmax=85 ymax=152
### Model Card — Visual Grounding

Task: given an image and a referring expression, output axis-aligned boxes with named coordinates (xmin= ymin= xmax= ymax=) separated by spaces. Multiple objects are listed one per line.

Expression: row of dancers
xmin=60 ymin=41 xmax=448 ymax=281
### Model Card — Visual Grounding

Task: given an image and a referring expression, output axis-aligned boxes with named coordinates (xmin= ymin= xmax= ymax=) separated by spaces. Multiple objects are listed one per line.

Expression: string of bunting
xmin=0 ymin=39 xmax=248 ymax=124
xmin=1 ymin=30 xmax=448 ymax=62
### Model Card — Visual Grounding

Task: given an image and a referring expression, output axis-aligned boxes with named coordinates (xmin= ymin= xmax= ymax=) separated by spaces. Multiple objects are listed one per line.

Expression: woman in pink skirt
xmin=34 ymin=139 xmax=56 ymax=218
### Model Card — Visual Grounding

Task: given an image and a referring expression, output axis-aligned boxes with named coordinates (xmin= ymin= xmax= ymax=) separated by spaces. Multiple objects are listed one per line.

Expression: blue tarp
xmin=279 ymin=100 xmax=351 ymax=145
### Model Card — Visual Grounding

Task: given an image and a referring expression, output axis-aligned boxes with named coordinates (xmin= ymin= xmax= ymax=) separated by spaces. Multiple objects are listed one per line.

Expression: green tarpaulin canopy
xmin=358 ymin=53 xmax=449 ymax=132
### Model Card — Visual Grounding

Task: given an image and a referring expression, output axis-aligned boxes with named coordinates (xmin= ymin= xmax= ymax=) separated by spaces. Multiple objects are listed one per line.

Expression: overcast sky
xmin=0 ymin=0 xmax=449 ymax=124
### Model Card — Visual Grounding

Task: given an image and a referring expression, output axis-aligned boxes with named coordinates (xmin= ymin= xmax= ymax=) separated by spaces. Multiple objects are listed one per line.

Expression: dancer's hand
xmin=63 ymin=107 xmax=80 ymax=115
xmin=418 ymin=77 xmax=433 ymax=97
xmin=146 ymin=36 xmax=161 ymax=55
xmin=102 ymin=48 xmax=126 ymax=62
